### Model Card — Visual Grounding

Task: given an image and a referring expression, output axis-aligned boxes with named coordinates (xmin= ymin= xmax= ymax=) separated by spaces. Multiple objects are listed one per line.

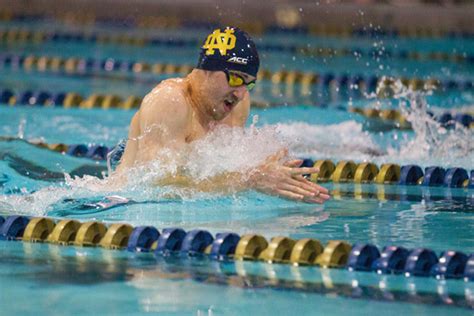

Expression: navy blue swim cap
xmin=197 ymin=27 xmax=260 ymax=78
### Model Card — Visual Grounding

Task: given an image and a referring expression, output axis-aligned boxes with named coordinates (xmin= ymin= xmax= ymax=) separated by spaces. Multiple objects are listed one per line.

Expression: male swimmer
xmin=113 ymin=27 xmax=330 ymax=204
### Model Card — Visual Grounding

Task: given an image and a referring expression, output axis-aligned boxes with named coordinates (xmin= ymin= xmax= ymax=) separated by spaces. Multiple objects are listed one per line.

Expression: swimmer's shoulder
xmin=138 ymin=78 xmax=191 ymax=126
xmin=142 ymin=78 xmax=187 ymax=106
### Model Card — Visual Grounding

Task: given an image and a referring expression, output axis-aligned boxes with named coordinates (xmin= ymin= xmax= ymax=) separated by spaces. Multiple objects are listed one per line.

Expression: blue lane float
xmin=66 ymin=144 xmax=89 ymax=157
xmin=367 ymin=75 xmax=379 ymax=91
xmin=0 ymin=89 xmax=14 ymax=103
xmin=92 ymin=59 xmax=106 ymax=72
xmin=18 ymin=91 xmax=33 ymax=105
xmin=9 ymin=55 xmax=22 ymax=67
xmin=77 ymin=58 xmax=95 ymax=72
xmin=209 ymin=232 xmax=241 ymax=260
xmin=347 ymin=243 xmax=380 ymax=271
xmin=155 ymin=228 xmax=187 ymax=254
xmin=372 ymin=246 xmax=409 ymax=274
xmin=119 ymin=60 xmax=134 ymax=72
xmin=0 ymin=215 xmax=30 ymax=240
xmin=31 ymin=91 xmax=51 ymax=106
xmin=422 ymin=167 xmax=446 ymax=186
xmin=404 ymin=248 xmax=438 ymax=277
xmin=437 ymin=113 xmax=453 ymax=127
xmin=51 ymin=92 xmax=66 ymax=106
xmin=127 ymin=226 xmax=160 ymax=252
xmin=431 ymin=251 xmax=469 ymax=279
xmin=335 ymin=74 xmax=349 ymax=88
xmin=86 ymin=145 xmax=109 ymax=160
xmin=349 ymin=74 xmax=364 ymax=87
xmin=464 ymin=254 xmax=474 ymax=281
xmin=300 ymin=158 xmax=314 ymax=168
xmin=444 ymin=168 xmax=469 ymax=188
xmin=399 ymin=165 xmax=424 ymax=185
xmin=181 ymin=229 xmax=214 ymax=255
xmin=454 ymin=113 xmax=473 ymax=127
xmin=321 ymin=73 xmax=335 ymax=86
xmin=442 ymin=80 xmax=459 ymax=91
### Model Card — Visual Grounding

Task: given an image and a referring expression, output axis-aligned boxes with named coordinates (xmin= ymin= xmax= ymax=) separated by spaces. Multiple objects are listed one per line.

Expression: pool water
xmin=0 ymin=20 xmax=473 ymax=315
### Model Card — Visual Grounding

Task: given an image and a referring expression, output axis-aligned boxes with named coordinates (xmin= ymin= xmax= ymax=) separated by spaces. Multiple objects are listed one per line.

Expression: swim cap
xmin=196 ymin=27 xmax=260 ymax=78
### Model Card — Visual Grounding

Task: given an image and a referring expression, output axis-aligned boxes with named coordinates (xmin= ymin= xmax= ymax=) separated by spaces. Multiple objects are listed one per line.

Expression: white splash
xmin=0 ymin=123 xmax=290 ymax=215
xmin=384 ymin=81 xmax=474 ymax=167
xmin=184 ymin=124 xmax=287 ymax=180
xmin=275 ymin=120 xmax=383 ymax=161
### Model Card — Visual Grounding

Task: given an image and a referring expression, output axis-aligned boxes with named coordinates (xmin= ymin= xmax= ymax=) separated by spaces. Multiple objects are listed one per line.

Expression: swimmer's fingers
xmin=287 ymin=178 xmax=321 ymax=196
xmin=279 ymin=183 xmax=318 ymax=200
xmin=289 ymin=179 xmax=330 ymax=202
xmin=275 ymin=188 xmax=325 ymax=204
xmin=284 ymin=159 xmax=303 ymax=168
xmin=306 ymin=191 xmax=330 ymax=202
xmin=274 ymin=188 xmax=305 ymax=202
xmin=303 ymin=196 xmax=328 ymax=204
xmin=319 ymin=193 xmax=331 ymax=201
xmin=286 ymin=180 xmax=330 ymax=203
xmin=289 ymin=166 xmax=320 ymax=176
xmin=293 ymin=175 xmax=329 ymax=195
xmin=267 ymin=149 xmax=289 ymax=162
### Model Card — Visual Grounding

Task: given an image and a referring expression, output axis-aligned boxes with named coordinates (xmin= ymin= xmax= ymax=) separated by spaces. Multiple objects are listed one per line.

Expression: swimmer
xmin=115 ymin=27 xmax=329 ymax=204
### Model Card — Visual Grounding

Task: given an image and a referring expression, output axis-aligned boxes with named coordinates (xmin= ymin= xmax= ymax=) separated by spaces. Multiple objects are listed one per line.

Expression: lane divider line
xmin=0 ymin=214 xmax=472 ymax=282
xmin=0 ymin=53 xmax=472 ymax=92
xmin=0 ymin=16 xmax=473 ymax=39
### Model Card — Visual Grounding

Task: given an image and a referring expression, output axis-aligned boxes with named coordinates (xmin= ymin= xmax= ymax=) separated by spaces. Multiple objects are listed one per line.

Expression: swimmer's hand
xmin=247 ymin=150 xmax=330 ymax=204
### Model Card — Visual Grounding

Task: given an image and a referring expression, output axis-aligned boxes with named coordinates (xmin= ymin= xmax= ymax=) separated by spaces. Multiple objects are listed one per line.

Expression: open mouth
xmin=223 ymin=98 xmax=236 ymax=112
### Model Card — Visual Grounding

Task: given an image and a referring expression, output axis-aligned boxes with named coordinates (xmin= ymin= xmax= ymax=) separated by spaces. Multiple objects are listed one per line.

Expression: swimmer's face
xmin=201 ymin=70 xmax=255 ymax=120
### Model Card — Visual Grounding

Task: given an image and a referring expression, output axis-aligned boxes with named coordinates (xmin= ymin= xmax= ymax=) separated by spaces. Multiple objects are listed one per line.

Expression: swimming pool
xmin=0 ymin=18 xmax=473 ymax=315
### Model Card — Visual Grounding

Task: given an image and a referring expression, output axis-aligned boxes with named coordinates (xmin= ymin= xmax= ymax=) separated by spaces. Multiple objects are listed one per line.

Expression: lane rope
xmin=1 ymin=53 xmax=472 ymax=93
xmin=2 ymin=137 xmax=472 ymax=189
xmin=1 ymin=27 xmax=474 ymax=64
xmin=0 ymin=214 xmax=472 ymax=282
xmin=0 ymin=13 xmax=473 ymax=39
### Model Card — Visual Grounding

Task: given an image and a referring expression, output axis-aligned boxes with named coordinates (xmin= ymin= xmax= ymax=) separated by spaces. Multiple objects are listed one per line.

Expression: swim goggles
xmin=224 ymin=70 xmax=256 ymax=91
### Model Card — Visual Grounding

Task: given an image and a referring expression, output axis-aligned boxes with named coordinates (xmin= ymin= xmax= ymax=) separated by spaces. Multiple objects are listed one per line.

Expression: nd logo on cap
xmin=202 ymin=28 xmax=237 ymax=56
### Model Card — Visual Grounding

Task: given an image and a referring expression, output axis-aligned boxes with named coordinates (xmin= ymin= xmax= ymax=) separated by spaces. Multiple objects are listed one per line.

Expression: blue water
xmin=0 ymin=20 xmax=473 ymax=315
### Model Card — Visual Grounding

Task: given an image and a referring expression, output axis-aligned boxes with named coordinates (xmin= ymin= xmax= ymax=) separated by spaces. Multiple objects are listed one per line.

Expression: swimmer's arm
xmin=116 ymin=87 xmax=188 ymax=173
xmin=156 ymin=151 xmax=330 ymax=204
xmin=134 ymin=85 xmax=190 ymax=165
xmin=116 ymin=113 xmax=140 ymax=172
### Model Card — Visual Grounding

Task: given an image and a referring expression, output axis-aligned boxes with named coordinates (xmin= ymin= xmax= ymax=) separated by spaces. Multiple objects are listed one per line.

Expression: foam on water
xmin=388 ymin=85 xmax=474 ymax=167
xmin=275 ymin=81 xmax=473 ymax=168
xmin=0 ymin=123 xmax=291 ymax=216
xmin=275 ymin=120 xmax=383 ymax=161
xmin=112 ymin=123 xmax=290 ymax=198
